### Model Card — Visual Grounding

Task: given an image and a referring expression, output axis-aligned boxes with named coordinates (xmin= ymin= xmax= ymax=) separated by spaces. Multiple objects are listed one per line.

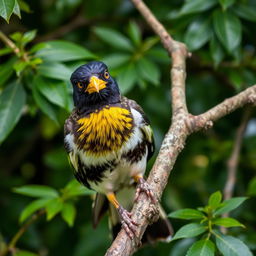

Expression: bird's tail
xmin=92 ymin=186 xmax=173 ymax=244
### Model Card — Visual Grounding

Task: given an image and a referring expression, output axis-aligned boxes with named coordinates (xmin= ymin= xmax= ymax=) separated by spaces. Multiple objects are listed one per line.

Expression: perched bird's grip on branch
xmin=105 ymin=0 xmax=256 ymax=255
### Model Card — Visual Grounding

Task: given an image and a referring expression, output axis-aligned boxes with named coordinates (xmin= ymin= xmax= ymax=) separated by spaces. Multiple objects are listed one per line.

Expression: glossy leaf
xmin=116 ymin=65 xmax=137 ymax=93
xmin=34 ymin=76 xmax=69 ymax=110
xmin=14 ymin=185 xmax=58 ymax=198
xmin=213 ymin=217 xmax=245 ymax=228
xmin=0 ymin=58 xmax=16 ymax=86
xmin=19 ymin=198 xmax=52 ymax=222
xmin=22 ymin=30 xmax=36 ymax=45
xmin=184 ymin=17 xmax=212 ymax=51
xmin=94 ymin=27 xmax=134 ymax=52
xmin=32 ymin=85 xmax=58 ymax=123
xmin=213 ymin=10 xmax=242 ymax=52
xmin=13 ymin=0 xmax=21 ymax=18
xmin=210 ymin=35 xmax=224 ymax=66
xmin=208 ymin=191 xmax=222 ymax=209
xmin=172 ymin=223 xmax=207 ymax=241
xmin=63 ymin=179 xmax=95 ymax=197
xmin=136 ymin=58 xmax=160 ymax=85
xmin=36 ymin=40 xmax=95 ymax=62
xmin=102 ymin=53 xmax=130 ymax=69
xmin=186 ymin=239 xmax=215 ymax=256
xmin=38 ymin=62 xmax=72 ymax=81
xmin=214 ymin=231 xmax=253 ymax=256
xmin=215 ymin=197 xmax=247 ymax=215
xmin=61 ymin=202 xmax=76 ymax=227
xmin=232 ymin=4 xmax=256 ymax=22
xmin=0 ymin=0 xmax=15 ymax=22
xmin=0 ymin=82 xmax=26 ymax=143
xmin=180 ymin=0 xmax=217 ymax=16
xmin=45 ymin=198 xmax=63 ymax=221
xmin=127 ymin=21 xmax=141 ymax=46
xmin=169 ymin=209 xmax=205 ymax=220
xmin=219 ymin=0 xmax=235 ymax=10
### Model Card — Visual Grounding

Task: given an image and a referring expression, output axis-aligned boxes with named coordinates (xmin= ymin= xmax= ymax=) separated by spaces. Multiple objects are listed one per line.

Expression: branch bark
xmin=105 ymin=0 xmax=256 ymax=255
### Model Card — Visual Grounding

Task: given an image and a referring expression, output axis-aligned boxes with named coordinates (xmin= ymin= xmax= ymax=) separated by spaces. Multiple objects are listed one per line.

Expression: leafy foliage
xmin=169 ymin=191 xmax=251 ymax=255
xmin=0 ymin=0 xmax=256 ymax=255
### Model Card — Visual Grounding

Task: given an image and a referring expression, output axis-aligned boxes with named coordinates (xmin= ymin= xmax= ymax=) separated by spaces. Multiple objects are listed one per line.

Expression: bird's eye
xmin=77 ymin=82 xmax=83 ymax=89
xmin=104 ymin=70 xmax=110 ymax=79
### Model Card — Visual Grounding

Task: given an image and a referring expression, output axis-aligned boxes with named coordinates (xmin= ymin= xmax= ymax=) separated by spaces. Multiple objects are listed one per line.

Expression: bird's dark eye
xmin=104 ymin=70 xmax=110 ymax=79
xmin=77 ymin=82 xmax=83 ymax=89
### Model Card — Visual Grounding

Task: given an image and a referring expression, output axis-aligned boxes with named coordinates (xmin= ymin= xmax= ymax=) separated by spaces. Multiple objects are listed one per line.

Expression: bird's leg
xmin=106 ymin=192 xmax=138 ymax=239
xmin=133 ymin=174 xmax=157 ymax=203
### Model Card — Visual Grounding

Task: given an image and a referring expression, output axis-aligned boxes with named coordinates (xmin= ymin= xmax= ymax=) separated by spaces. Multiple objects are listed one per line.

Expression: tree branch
xmin=105 ymin=0 xmax=256 ymax=255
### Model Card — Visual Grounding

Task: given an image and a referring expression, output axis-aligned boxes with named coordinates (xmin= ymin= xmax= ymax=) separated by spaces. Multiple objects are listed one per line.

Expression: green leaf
xmin=210 ymin=35 xmax=225 ymax=66
xmin=172 ymin=223 xmax=207 ymax=241
xmin=213 ymin=9 xmax=242 ymax=52
xmin=127 ymin=21 xmax=141 ymax=46
xmin=180 ymin=0 xmax=217 ymax=16
xmin=186 ymin=239 xmax=215 ymax=256
xmin=184 ymin=17 xmax=212 ymax=51
xmin=0 ymin=0 xmax=15 ymax=22
xmin=45 ymin=198 xmax=63 ymax=221
xmin=0 ymin=57 xmax=16 ymax=86
xmin=136 ymin=58 xmax=160 ymax=85
xmin=0 ymin=47 xmax=12 ymax=56
xmin=14 ymin=185 xmax=58 ymax=198
xmin=116 ymin=64 xmax=137 ymax=94
xmin=22 ymin=30 xmax=36 ymax=45
xmin=14 ymin=250 xmax=38 ymax=256
xmin=169 ymin=209 xmax=205 ymax=220
xmin=214 ymin=231 xmax=253 ymax=256
xmin=102 ymin=53 xmax=130 ymax=69
xmin=0 ymin=81 xmax=26 ymax=143
xmin=32 ymin=85 xmax=59 ymax=123
xmin=247 ymin=177 xmax=256 ymax=196
xmin=94 ymin=27 xmax=134 ymax=52
xmin=219 ymin=0 xmax=235 ymax=10
xmin=215 ymin=197 xmax=247 ymax=215
xmin=38 ymin=62 xmax=72 ymax=81
xmin=208 ymin=191 xmax=222 ymax=209
xmin=13 ymin=0 xmax=21 ymax=18
xmin=232 ymin=4 xmax=256 ymax=22
xmin=36 ymin=40 xmax=95 ymax=62
xmin=63 ymin=179 xmax=95 ymax=197
xmin=34 ymin=76 xmax=69 ymax=110
xmin=61 ymin=202 xmax=76 ymax=227
xmin=19 ymin=198 xmax=51 ymax=223
xmin=13 ymin=60 xmax=28 ymax=76
xmin=213 ymin=217 xmax=245 ymax=228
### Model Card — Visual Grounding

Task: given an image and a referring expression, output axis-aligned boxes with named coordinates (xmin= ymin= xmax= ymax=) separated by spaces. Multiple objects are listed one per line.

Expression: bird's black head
xmin=70 ymin=61 xmax=120 ymax=112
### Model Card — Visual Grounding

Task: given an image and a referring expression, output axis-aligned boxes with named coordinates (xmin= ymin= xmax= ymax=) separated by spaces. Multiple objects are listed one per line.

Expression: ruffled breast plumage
xmin=75 ymin=106 xmax=133 ymax=156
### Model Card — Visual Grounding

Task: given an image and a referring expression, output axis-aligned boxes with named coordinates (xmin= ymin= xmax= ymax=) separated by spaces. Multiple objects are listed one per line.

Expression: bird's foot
xmin=135 ymin=177 xmax=157 ymax=203
xmin=118 ymin=206 xmax=138 ymax=239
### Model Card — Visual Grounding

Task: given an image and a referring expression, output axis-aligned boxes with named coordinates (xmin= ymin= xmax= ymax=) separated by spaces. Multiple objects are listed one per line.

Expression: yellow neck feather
xmin=77 ymin=106 xmax=133 ymax=155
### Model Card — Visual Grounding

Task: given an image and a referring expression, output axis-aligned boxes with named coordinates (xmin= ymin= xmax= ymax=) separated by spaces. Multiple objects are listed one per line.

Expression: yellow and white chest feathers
xmin=76 ymin=106 xmax=133 ymax=156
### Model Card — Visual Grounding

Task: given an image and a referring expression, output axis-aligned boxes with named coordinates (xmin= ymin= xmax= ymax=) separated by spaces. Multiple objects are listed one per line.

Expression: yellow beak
xmin=85 ymin=76 xmax=107 ymax=94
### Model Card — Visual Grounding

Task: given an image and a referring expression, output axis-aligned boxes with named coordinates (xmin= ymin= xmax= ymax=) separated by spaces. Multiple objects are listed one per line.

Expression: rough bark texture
xmin=105 ymin=0 xmax=256 ymax=255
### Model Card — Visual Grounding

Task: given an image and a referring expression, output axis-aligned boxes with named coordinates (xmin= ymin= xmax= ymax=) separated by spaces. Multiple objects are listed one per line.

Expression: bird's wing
xmin=64 ymin=111 xmax=79 ymax=171
xmin=121 ymin=96 xmax=155 ymax=161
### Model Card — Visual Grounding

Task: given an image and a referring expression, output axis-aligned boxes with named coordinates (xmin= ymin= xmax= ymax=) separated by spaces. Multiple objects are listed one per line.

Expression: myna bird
xmin=64 ymin=61 xmax=172 ymax=242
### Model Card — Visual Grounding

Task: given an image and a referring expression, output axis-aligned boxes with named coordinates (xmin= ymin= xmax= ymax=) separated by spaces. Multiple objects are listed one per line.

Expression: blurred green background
xmin=0 ymin=0 xmax=256 ymax=255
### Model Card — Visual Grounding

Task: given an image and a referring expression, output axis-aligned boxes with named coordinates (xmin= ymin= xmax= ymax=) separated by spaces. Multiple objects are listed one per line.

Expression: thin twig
xmin=220 ymin=108 xmax=252 ymax=234
xmin=0 ymin=210 xmax=45 ymax=256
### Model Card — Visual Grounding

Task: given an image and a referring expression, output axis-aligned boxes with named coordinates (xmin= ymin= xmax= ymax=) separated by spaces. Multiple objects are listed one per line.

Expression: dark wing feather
xmin=121 ymin=96 xmax=155 ymax=161
xmin=92 ymin=193 xmax=109 ymax=228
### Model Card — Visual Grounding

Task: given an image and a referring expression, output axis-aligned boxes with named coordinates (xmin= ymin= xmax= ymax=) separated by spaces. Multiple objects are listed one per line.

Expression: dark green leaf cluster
xmin=169 ymin=191 xmax=252 ymax=256
xmin=13 ymin=179 xmax=94 ymax=225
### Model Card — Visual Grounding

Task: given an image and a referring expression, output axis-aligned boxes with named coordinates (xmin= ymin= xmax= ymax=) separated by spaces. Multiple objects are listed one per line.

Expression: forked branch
xmin=105 ymin=0 xmax=256 ymax=255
